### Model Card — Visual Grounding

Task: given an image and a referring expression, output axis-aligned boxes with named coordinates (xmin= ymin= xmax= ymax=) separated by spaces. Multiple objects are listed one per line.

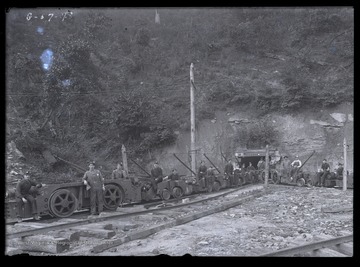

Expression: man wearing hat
xmin=224 ymin=159 xmax=234 ymax=186
xmin=280 ymin=155 xmax=291 ymax=178
xmin=112 ymin=163 xmax=126 ymax=180
xmin=150 ymin=161 xmax=163 ymax=193
xmin=290 ymin=155 xmax=302 ymax=180
xmin=83 ymin=161 xmax=105 ymax=216
xmin=335 ymin=162 xmax=344 ymax=178
xmin=318 ymin=159 xmax=330 ymax=187
xmin=15 ymin=171 xmax=41 ymax=222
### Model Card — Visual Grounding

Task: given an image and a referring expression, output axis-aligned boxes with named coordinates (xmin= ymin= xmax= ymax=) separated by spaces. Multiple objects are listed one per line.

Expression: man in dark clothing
xmin=257 ymin=158 xmax=265 ymax=171
xmin=168 ymin=169 xmax=180 ymax=181
xmin=111 ymin=163 xmax=125 ymax=179
xmin=83 ymin=161 xmax=105 ymax=216
xmin=151 ymin=162 xmax=163 ymax=193
xmin=16 ymin=171 xmax=41 ymax=222
xmin=336 ymin=163 xmax=344 ymax=178
xmin=198 ymin=161 xmax=207 ymax=188
xmin=205 ymin=166 xmax=216 ymax=188
xmin=247 ymin=162 xmax=256 ymax=182
xmin=318 ymin=159 xmax=330 ymax=187
xmin=224 ymin=159 xmax=234 ymax=186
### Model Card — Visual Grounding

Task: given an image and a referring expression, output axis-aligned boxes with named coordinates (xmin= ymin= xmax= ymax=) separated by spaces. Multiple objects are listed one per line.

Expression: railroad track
xmin=260 ymin=234 xmax=353 ymax=257
xmin=6 ymin=185 xmax=264 ymax=247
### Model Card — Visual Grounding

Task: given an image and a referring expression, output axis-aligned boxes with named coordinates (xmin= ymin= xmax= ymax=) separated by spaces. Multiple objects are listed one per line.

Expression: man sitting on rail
xmin=168 ymin=168 xmax=180 ymax=181
xmin=16 ymin=171 xmax=42 ymax=222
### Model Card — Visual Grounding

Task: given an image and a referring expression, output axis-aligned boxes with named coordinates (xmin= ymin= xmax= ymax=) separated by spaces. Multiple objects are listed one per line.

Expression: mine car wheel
xmin=161 ymin=188 xmax=171 ymax=200
xmin=272 ymin=172 xmax=280 ymax=184
xmin=233 ymin=177 xmax=240 ymax=187
xmin=104 ymin=184 xmax=124 ymax=211
xmin=49 ymin=189 xmax=77 ymax=218
xmin=213 ymin=181 xmax=221 ymax=192
xmin=306 ymin=179 xmax=313 ymax=186
xmin=172 ymin=187 xmax=183 ymax=199
xmin=296 ymin=178 xmax=306 ymax=187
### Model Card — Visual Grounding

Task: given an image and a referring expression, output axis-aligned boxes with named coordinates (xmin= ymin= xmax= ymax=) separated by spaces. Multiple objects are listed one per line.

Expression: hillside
xmin=5 ymin=7 xmax=353 ymax=183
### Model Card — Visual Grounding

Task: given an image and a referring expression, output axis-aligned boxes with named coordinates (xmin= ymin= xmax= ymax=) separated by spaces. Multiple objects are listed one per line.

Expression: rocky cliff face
xmin=151 ymin=102 xmax=353 ymax=176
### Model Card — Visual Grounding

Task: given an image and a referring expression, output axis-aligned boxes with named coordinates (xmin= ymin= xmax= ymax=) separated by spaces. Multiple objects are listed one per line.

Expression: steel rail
xmin=143 ymin=183 xmax=256 ymax=209
xmin=7 ymin=184 xmax=264 ymax=239
xmin=260 ymin=234 xmax=353 ymax=257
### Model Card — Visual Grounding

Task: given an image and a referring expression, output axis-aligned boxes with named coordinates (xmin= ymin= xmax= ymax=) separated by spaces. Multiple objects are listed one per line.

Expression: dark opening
xmin=235 ymin=156 xmax=273 ymax=169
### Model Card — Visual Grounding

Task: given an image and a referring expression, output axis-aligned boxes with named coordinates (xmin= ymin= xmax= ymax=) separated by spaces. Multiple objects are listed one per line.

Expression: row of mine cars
xmin=6 ymin=149 xmax=352 ymax=220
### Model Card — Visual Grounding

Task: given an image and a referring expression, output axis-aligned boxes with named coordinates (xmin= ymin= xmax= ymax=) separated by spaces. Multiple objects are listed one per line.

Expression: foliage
xmin=6 ymin=8 xmax=353 ymax=178
xmin=235 ymin=120 xmax=279 ymax=149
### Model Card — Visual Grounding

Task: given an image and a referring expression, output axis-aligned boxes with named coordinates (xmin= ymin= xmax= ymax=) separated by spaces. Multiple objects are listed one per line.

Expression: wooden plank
xmin=70 ymin=226 xmax=116 ymax=239
xmin=5 ymin=247 xmax=24 ymax=256
xmin=52 ymin=230 xmax=80 ymax=242
xmin=7 ymin=235 xmax=69 ymax=254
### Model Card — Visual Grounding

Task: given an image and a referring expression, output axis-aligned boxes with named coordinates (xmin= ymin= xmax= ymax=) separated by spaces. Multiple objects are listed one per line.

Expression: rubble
xmin=93 ymin=185 xmax=352 ymax=256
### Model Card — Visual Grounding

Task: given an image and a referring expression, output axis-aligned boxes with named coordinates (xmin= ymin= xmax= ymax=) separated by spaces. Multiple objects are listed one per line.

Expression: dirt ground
xmin=88 ymin=185 xmax=352 ymax=256
xmin=12 ymin=184 xmax=352 ymax=256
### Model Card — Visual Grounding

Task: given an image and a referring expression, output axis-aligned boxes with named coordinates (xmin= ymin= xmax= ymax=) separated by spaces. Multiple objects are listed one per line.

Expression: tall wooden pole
xmin=190 ymin=63 xmax=196 ymax=179
xmin=343 ymin=138 xmax=347 ymax=191
xmin=121 ymin=144 xmax=129 ymax=178
xmin=265 ymin=145 xmax=269 ymax=187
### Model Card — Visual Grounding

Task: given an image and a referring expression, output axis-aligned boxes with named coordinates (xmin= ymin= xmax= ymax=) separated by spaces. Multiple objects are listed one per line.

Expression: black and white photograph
xmin=5 ymin=7 xmax=353 ymax=256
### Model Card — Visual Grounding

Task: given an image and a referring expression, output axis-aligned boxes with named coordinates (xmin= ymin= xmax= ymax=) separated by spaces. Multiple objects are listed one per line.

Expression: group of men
xmin=13 ymin=155 xmax=347 ymax=222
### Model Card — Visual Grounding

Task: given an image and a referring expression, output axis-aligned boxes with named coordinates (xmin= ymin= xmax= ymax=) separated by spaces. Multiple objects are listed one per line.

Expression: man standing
xmin=318 ymin=159 xmax=330 ymax=187
xmin=111 ymin=163 xmax=125 ymax=179
xmin=257 ymin=158 xmax=265 ymax=171
xmin=83 ymin=161 xmax=105 ymax=216
xmin=16 ymin=171 xmax=41 ymax=222
xmin=247 ymin=162 xmax=256 ymax=182
xmin=151 ymin=162 xmax=163 ymax=193
xmin=290 ymin=156 xmax=302 ymax=180
xmin=224 ymin=159 xmax=234 ymax=186
xmin=280 ymin=155 xmax=291 ymax=178
xmin=198 ymin=161 xmax=207 ymax=188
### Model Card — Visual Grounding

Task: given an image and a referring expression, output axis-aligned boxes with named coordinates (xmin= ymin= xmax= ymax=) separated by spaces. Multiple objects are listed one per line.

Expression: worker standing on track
xmin=83 ymin=161 xmax=105 ymax=216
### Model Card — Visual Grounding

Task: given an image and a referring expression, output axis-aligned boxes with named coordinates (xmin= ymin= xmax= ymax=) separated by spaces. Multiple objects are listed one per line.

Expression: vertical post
xmin=265 ymin=145 xmax=269 ymax=187
xmin=190 ymin=63 xmax=196 ymax=179
xmin=121 ymin=144 xmax=129 ymax=178
xmin=343 ymin=138 xmax=347 ymax=191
